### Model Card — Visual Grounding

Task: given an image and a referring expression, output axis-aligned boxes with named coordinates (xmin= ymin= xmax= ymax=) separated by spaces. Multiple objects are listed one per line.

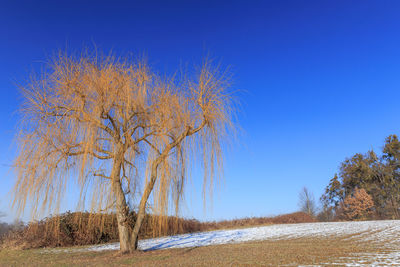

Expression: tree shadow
xmin=142 ymin=230 xmax=244 ymax=251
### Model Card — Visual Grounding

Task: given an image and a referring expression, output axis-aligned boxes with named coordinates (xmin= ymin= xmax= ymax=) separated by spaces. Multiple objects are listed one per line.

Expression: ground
xmin=1 ymin=220 xmax=400 ymax=266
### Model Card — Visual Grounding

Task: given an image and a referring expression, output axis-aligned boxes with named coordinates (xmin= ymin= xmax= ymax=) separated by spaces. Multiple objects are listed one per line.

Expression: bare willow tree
xmin=12 ymin=51 xmax=236 ymax=253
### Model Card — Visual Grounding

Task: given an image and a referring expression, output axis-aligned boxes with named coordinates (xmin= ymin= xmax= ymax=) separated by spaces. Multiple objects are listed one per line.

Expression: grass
xmin=0 ymin=235 xmax=383 ymax=266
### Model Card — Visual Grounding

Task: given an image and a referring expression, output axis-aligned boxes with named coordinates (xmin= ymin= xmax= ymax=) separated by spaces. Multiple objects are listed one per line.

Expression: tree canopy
xmin=12 ymin=50 xmax=237 ymax=252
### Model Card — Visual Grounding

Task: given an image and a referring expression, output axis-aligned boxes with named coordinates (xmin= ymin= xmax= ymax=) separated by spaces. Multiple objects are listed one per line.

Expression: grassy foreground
xmin=0 ymin=236 xmax=381 ymax=266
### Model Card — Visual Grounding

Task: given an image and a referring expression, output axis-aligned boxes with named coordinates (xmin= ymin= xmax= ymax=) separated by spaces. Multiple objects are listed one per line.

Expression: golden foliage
xmin=12 ymin=50 xmax=236 ymax=251
xmin=340 ymin=188 xmax=374 ymax=221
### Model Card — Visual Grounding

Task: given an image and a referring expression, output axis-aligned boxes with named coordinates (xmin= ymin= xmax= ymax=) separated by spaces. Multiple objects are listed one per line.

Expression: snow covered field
xmin=47 ymin=220 xmax=400 ymax=265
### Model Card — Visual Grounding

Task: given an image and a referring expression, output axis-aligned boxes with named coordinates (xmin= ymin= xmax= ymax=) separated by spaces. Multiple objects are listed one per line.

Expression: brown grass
xmin=201 ymin=212 xmax=317 ymax=231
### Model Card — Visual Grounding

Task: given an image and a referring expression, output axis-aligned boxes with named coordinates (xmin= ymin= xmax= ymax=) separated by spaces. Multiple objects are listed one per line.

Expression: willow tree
xmin=12 ymin=51 xmax=235 ymax=253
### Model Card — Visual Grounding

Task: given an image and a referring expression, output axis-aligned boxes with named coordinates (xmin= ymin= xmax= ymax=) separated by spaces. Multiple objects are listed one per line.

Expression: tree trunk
xmin=390 ymin=197 xmax=399 ymax=219
xmin=111 ymin=149 xmax=133 ymax=253
xmin=131 ymin=165 xmax=158 ymax=249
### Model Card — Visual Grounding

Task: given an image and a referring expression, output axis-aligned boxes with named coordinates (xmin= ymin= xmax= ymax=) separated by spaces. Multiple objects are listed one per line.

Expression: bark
xmin=130 ymin=127 xmax=201 ymax=249
xmin=390 ymin=197 xmax=399 ymax=219
xmin=131 ymin=164 xmax=158 ymax=249
xmin=111 ymin=147 xmax=133 ymax=253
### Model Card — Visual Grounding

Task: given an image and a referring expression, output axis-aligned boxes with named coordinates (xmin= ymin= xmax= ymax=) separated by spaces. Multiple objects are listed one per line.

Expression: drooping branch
xmin=13 ymin=51 xmax=236 ymax=254
xmin=93 ymin=172 xmax=112 ymax=180
xmin=66 ymin=150 xmax=114 ymax=160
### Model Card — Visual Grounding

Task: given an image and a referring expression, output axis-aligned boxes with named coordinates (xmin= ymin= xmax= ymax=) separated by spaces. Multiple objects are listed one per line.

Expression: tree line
xmin=320 ymin=134 xmax=400 ymax=221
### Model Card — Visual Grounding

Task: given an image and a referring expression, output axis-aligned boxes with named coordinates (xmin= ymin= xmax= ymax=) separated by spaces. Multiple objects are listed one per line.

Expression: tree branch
xmin=93 ymin=172 xmax=112 ymax=180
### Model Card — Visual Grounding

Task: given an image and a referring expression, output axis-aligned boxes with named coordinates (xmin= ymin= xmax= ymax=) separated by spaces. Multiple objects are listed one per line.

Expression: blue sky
xmin=1 ymin=0 xmax=400 ymax=222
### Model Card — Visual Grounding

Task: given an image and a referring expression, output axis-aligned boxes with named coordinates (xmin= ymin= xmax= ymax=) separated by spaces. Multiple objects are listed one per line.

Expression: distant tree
xmin=0 ymin=223 xmax=10 ymax=238
xmin=321 ymin=136 xmax=400 ymax=220
xmin=0 ymin=212 xmax=7 ymax=238
xmin=321 ymin=174 xmax=344 ymax=209
xmin=0 ymin=212 xmax=24 ymax=239
xmin=12 ymin=51 xmax=236 ymax=253
xmin=381 ymin=135 xmax=400 ymax=218
xmin=317 ymin=203 xmax=335 ymax=222
xmin=339 ymin=188 xmax=374 ymax=221
xmin=298 ymin=187 xmax=317 ymax=216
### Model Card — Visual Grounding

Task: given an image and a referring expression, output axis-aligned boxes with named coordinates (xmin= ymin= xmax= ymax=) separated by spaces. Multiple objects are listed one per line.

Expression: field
xmin=1 ymin=220 xmax=400 ymax=266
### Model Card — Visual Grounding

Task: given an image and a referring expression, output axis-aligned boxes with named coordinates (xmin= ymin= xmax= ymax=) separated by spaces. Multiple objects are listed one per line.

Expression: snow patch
xmin=43 ymin=220 xmax=400 ymax=265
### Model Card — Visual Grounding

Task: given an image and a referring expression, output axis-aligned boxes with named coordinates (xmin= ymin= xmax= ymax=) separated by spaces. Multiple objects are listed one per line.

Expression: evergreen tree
xmin=321 ymin=134 xmax=400 ymax=220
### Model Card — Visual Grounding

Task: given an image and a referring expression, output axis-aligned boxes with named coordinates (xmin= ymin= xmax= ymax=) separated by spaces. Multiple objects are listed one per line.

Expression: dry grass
xmin=1 ymin=212 xmax=203 ymax=249
xmin=202 ymin=212 xmax=317 ymax=231
xmin=0 ymin=235 xmax=381 ymax=266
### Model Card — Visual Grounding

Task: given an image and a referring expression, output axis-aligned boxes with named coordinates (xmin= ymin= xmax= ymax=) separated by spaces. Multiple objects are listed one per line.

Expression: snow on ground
xmin=83 ymin=220 xmax=400 ymax=252
xmin=45 ymin=220 xmax=400 ymax=265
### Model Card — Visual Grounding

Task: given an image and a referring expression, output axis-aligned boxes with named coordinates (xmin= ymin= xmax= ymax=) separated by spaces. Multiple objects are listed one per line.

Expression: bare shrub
xmin=317 ymin=204 xmax=335 ymax=222
xmin=201 ymin=212 xmax=317 ymax=231
xmin=269 ymin=212 xmax=317 ymax=224
xmin=2 ymin=211 xmax=203 ymax=249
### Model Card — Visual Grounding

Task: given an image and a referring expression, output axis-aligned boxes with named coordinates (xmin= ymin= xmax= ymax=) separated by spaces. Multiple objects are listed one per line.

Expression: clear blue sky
xmin=1 ymin=0 xmax=400 ymax=223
